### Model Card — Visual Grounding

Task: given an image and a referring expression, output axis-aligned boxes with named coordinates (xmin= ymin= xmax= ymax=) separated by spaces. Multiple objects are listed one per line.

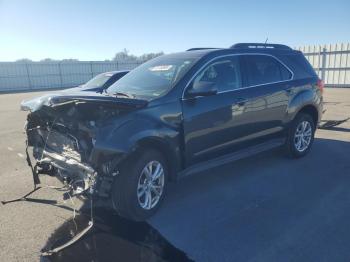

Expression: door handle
xmin=236 ymin=97 xmax=248 ymax=106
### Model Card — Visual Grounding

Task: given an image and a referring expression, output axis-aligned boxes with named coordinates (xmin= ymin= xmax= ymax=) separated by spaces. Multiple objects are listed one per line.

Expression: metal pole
xmin=90 ymin=62 xmax=94 ymax=78
xmin=338 ymin=43 xmax=343 ymax=87
xmin=332 ymin=44 xmax=337 ymax=86
xmin=58 ymin=62 xmax=63 ymax=89
xmin=25 ymin=63 xmax=32 ymax=90
xmin=344 ymin=43 xmax=349 ymax=86
xmin=318 ymin=46 xmax=321 ymax=77
xmin=321 ymin=47 xmax=327 ymax=82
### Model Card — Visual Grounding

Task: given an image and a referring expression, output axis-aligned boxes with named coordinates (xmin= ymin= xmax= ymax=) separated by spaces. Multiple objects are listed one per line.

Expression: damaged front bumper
xmin=25 ymin=121 xmax=99 ymax=197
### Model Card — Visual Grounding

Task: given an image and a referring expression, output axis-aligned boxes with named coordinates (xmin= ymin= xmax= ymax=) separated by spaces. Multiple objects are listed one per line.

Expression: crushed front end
xmin=26 ymin=107 xmax=98 ymax=196
xmin=21 ymin=92 xmax=147 ymax=198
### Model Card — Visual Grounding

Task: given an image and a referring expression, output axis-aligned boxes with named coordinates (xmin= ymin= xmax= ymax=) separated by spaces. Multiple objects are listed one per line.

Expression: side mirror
xmin=186 ymin=81 xmax=218 ymax=98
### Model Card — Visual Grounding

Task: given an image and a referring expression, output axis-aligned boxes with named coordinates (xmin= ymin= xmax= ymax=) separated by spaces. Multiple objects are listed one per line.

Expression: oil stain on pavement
xmin=41 ymin=207 xmax=193 ymax=262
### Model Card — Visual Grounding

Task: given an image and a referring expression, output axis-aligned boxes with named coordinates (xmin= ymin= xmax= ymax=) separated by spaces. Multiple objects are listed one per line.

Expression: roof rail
xmin=186 ymin=48 xmax=219 ymax=51
xmin=231 ymin=43 xmax=292 ymax=50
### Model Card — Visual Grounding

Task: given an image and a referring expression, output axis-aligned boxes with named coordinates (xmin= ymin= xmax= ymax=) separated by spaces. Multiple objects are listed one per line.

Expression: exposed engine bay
xmin=27 ymin=103 xmax=100 ymax=196
xmin=22 ymin=93 xmax=146 ymax=198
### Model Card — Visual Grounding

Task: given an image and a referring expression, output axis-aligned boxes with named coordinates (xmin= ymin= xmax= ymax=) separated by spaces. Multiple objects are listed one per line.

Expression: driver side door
xmin=182 ymin=56 xmax=247 ymax=165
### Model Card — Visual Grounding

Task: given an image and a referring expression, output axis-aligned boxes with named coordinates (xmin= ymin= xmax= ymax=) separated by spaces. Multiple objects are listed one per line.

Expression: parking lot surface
xmin=0 ymin=89 xmax=349 ymax=261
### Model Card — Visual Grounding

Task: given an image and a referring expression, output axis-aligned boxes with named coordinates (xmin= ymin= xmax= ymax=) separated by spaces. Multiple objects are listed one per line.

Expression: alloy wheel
xmin=137 ymin=161 xmax=165 ymax=210
xmin=294 ymin=120 xmax=312 ymax=152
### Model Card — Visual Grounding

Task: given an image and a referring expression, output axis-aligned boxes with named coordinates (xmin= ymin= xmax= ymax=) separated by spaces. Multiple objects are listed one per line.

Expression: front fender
xmin=91 ymin=117 xmax=183 ymax=175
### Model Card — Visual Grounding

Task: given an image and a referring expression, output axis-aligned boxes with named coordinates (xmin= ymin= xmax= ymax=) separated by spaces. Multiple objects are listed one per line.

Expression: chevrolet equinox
xmin=21 ymin=43 xmax=323 ymax=221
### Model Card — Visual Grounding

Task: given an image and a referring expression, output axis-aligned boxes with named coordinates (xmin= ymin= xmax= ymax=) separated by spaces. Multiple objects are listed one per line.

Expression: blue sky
xmin=0 ymin=0 xmax=349 ymax=61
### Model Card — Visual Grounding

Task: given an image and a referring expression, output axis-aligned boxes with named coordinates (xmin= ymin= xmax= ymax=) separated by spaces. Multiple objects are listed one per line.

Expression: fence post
xmin=345 ymin=43 xmax=349 ymax=86
xmin=338 ymin=43 xmax=343 ymax=86
xmin=25 ymin=63 xmax=32 ymax=90
xmin=58 ymin=62 xmax=63 ymax=88
xmin=90 ymin=62 xmax=94 ymax=78
xmin=321 ymin=47 xmax=327 ymax=82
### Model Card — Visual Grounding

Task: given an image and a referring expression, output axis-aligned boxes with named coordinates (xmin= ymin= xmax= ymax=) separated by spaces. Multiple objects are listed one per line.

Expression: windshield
xmin=83 ymin=73 xmax=113 ymax=88
xmin=106 ymin=55 xmax=196 ymax=98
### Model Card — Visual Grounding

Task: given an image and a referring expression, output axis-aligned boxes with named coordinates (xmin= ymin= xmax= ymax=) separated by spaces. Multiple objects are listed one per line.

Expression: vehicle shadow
xmin=40 ymin=206 xmax=193 ymax=262
xmin=150 ymin=137 xmax=350 ymax=262
xmin=320 ymin=126 xmax=350 ymax=132
xmin=40 ymin=137 xmax=350 ymax=262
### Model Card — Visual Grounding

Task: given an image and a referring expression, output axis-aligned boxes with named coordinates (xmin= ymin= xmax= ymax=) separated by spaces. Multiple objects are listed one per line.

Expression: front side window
xmin=242 ymin=55 xmax=292 ymax=86
xmin=107 ymin=55 xmax=196 ymax=98
xmin=192 ymin=57 xmax=241 ymax=92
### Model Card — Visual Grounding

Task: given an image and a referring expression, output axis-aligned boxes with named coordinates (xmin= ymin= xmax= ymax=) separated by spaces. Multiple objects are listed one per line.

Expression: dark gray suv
xmin=21 ymin=43 xmax=323 ymax=221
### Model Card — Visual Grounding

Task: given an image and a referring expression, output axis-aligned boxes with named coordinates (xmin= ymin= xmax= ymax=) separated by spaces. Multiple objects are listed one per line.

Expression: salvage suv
xmin=21 ymin=43 xmax=323 ymax=221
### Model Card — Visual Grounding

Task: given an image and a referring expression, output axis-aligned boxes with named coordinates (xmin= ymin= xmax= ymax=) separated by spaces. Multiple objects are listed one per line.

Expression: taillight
xmin=317 ymin=79 xmax=324 ymax=94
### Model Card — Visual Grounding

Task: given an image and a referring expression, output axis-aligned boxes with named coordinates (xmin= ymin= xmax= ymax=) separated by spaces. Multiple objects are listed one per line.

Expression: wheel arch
xmin=294 ymin=104 xmax=319 ymax=127
xmin=287 ymin=87 xmax=322 ymax=127
xmin=135 ymin=137 xmax=183 ymax=181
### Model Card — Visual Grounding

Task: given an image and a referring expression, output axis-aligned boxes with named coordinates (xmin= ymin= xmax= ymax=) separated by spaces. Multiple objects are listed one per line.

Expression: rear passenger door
xmin=238 ymin=54 xmax=293 ymax=140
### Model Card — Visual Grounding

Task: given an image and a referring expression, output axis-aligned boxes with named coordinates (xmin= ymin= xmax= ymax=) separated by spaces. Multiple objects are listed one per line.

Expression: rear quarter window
xmin=278 ymin=53 xmax=317 ymax=79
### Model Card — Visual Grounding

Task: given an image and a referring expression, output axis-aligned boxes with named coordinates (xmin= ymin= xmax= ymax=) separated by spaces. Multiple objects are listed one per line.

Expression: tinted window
xmin=242 ymin=55 xmax=292 ymax=86
xmin=282 ymin=54 xmax=317 ymax=78
xmin=193 ymin=57 xmax=241 ymax=92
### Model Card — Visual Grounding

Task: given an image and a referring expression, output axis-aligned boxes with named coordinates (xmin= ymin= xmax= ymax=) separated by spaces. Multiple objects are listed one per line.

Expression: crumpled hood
xmin=20 ymin=91 xmax=148 ymax=112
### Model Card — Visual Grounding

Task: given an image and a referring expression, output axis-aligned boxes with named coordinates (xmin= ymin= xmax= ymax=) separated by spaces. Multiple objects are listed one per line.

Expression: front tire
xmin=111 ymin=149 xmax=168 ymax=221
xmin=285 ymin=113 xmax=315 ymax=158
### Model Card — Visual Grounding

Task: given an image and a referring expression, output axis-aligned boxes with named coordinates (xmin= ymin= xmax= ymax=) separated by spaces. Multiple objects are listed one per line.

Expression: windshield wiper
xmin=110 ymin=91 xmax=135 ymax=98
xmin=114 ymin=92 xmax=134 ymax=98
xmin=103 ymin=88 xmax=135 ymax=98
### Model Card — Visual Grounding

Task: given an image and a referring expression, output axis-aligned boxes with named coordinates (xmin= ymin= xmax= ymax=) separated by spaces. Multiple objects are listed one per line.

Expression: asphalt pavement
xmin=0 ymin=89 xmax=349 ymax=262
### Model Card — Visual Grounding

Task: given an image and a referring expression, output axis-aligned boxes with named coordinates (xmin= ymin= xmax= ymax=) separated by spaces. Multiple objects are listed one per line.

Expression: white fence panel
xmin=0 ymin=61 xmax=142 ymax=92
xmin=298 ymin=43 xmax=350 ymax=88
xmin=1 ymin=44 xmax=350 ymax=92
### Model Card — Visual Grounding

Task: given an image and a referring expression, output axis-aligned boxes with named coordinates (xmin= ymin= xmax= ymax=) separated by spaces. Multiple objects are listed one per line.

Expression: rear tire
xmin=285 ymin=113 xmax=315 ymax=158
xmin=111 ymin=149 xmax=168 ymax=221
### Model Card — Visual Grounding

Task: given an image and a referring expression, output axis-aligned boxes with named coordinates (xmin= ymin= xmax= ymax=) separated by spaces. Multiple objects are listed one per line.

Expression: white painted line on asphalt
xmin=17 ymin=153 xmax=24 ymax=158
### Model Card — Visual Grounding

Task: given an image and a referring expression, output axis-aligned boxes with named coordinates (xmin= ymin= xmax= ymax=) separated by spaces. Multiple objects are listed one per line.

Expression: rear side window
xmin=241 ymin=55 xmax=292 ymax=86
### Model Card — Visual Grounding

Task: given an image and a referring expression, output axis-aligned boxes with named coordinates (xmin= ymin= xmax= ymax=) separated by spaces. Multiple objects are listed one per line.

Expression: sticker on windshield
xmin=149 ymin=65 xmax=173 ymax=71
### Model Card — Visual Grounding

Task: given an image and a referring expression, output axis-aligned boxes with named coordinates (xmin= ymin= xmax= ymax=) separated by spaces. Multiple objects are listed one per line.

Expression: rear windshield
xmin=84 ymin=73 xmax=113 ymax=88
